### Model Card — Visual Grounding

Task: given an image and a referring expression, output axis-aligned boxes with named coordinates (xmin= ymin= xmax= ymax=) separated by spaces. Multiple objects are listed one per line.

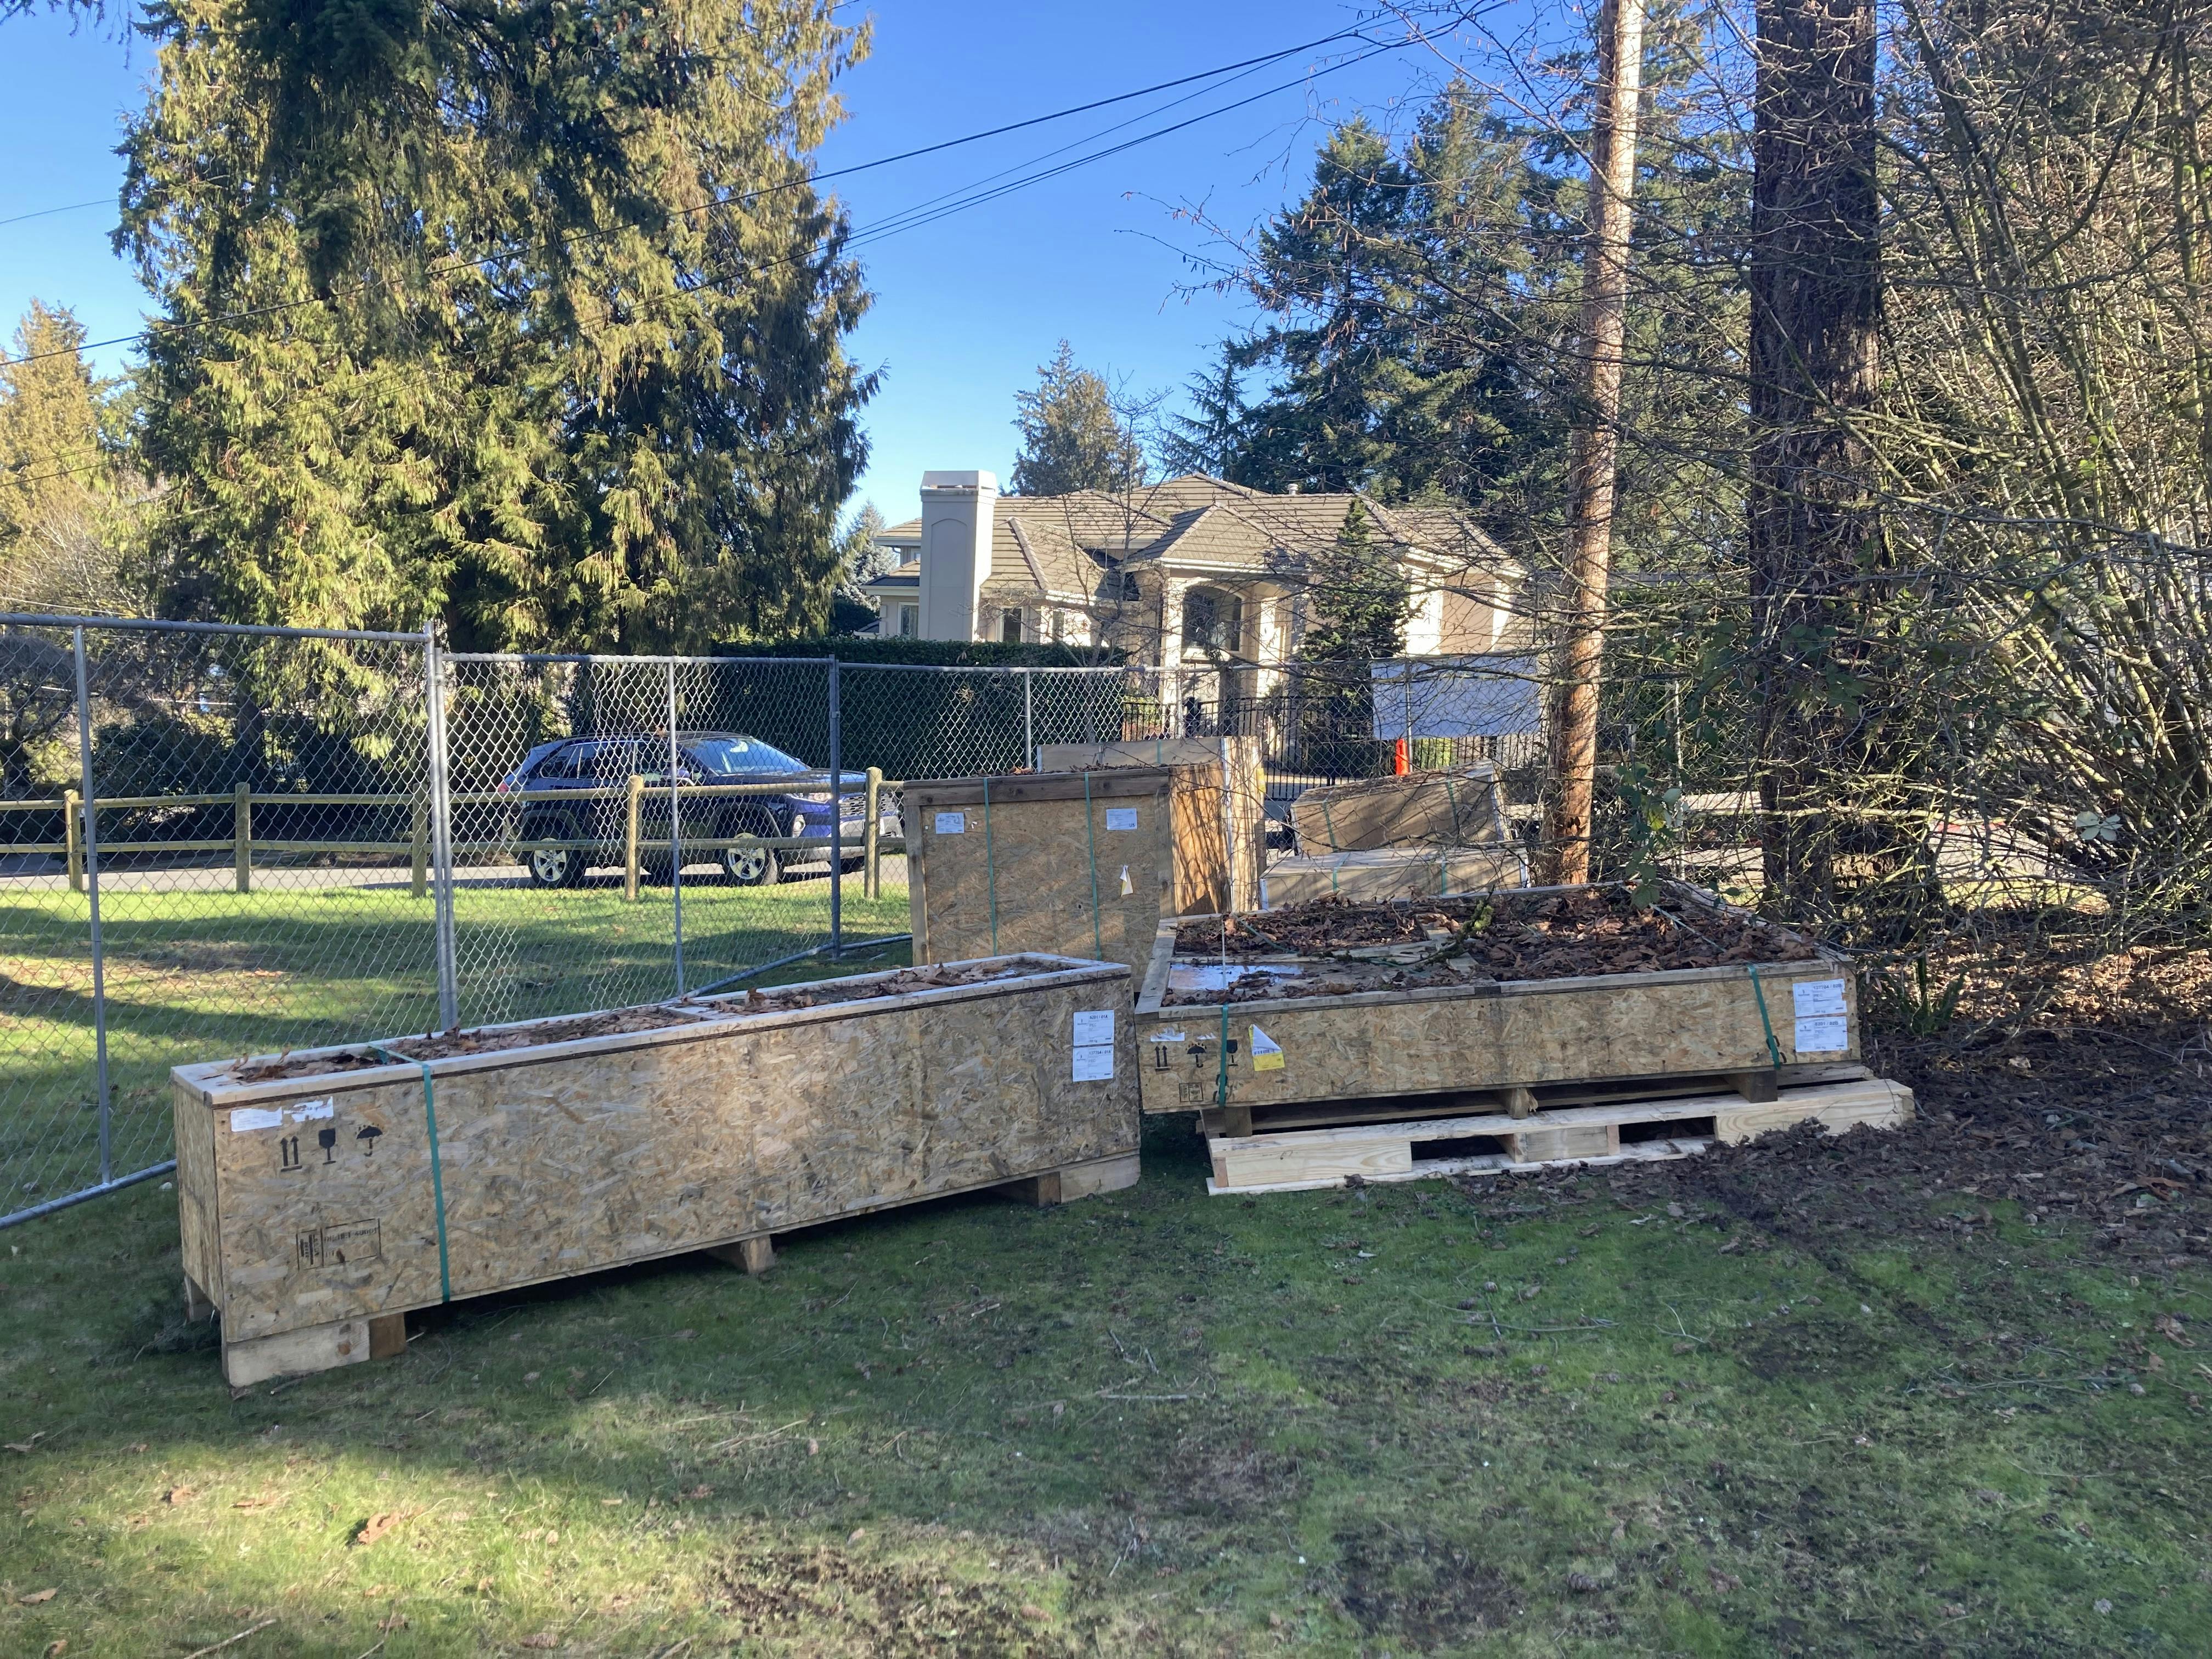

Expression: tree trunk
xmin=1747 ymin=0 xmax=1881 ymax=926
xmin=1541 ymin=0 xmax=1648 ymax=887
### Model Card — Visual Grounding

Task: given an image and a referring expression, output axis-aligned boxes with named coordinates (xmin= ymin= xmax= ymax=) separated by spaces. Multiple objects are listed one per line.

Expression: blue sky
xmin=0 ymin=3 xmax=1465 ymax=526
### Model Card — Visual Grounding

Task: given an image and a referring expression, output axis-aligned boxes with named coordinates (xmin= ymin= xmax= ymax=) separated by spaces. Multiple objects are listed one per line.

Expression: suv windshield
xmin=685 ymin=735 xmax=808 ymax=775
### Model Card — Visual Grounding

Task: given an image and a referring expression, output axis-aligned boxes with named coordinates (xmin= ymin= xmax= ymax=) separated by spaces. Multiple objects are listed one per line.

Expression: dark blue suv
xmin=502 ymin=731 xmax=876 ymax=888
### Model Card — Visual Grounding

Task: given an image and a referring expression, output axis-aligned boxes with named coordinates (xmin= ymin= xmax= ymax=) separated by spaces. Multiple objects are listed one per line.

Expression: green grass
xmin=2 ymin=1117 xmax=2207 ymax=1655
xmin=1 ymin=875 xmax=914 ymax=1204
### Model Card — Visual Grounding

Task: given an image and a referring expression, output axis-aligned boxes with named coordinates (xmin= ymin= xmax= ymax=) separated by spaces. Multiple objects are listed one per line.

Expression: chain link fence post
xmin=425 ymin=626 xmax=461 ymax=1030
xmin=828 ymin=656 xmax=842 ymax=958
xmin=69 ymin=626 xmax=112 ymax=1186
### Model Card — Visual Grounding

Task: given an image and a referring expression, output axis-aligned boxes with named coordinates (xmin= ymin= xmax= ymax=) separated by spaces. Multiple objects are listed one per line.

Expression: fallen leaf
xmin=1566 ymin=1570 xmax=1602 ymax=1593
xmin=2154 ymin=1314 xmax=2193 ymax=1347
xmin=352 ymin=1509 xmax=414 ymax=1547
xmin=1707 ymin=1568 xmax=1741 ymax=1593
xmin=43 ymin=1641 xmax=65 ymax=1657
xmin=162 ymin=1486 xmax=196 ymax=1505
xmin=4 ymin=1433 xmax=45 ymax=1454
xmin=377 ymin=1614 xmax=409 ymax=1632
xmin=18 ymin=1588 xmax=57 ymax=1605
xmin=521 ymin=1635 xmax=560 ymax=1650
xmin=1666 ymin=1203 xmax=1684 ymax=1218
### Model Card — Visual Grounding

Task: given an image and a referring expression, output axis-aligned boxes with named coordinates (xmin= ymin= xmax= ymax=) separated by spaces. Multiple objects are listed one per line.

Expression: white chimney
xmin=917 ymin=470 xmax=997 ymax=641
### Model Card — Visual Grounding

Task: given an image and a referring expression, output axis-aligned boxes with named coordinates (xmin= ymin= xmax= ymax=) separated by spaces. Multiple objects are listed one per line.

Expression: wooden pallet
xmin=1203 ymin=1077 xmax=1912 ymax=1195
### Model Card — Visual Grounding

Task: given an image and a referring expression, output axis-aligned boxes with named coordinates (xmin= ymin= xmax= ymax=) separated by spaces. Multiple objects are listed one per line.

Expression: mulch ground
xmin=1455 ymin=926 xmax=2212 ymax=1280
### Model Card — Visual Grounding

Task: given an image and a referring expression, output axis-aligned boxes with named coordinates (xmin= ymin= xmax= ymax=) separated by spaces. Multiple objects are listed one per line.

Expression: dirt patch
xmin=704 ymin=1544 xmax=1070 ymax=1657
xmin=726 ymin=956 xmax=1057 ymax=1013
xmin=1335 ymin=1524 xmax=1520 ymax=1646
xmin=1166 ymin=886 xmax=1818 ymax=1005
xmin=230 ymin=1005 xmax=707 ymax=1080
xmin=1160 ymin=1436 xmax=1303 ymax=1517
xmin=227 ymin=958 xmax=1064 ymax=1080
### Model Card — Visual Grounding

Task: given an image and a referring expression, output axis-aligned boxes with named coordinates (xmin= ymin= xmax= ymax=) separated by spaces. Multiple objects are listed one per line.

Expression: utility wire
xmin=0 ymin=24 xmax=1392 ymax=373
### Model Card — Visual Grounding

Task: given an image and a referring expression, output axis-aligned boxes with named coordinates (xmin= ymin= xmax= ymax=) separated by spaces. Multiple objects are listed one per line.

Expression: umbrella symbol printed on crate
xmin=357 ymin=1125 xmax=383 ymax=1157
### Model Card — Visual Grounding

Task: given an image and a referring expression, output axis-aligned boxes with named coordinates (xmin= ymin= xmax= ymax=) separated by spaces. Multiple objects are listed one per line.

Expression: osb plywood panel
xmin=1038 ymin=740 xmax=1265 ymax=912
xmin=906 ymin=769 xmax=1229 ymax=978
xmin=172 ymin=1090 xmax=219 ymax=1296
xmin=1291 ymin=768 xmax=1507 ymax=853
xmin=175 ymin=962 xmax=1138 ymax=1343
xmin=1136 ymin=928 xmax=1857 ymax=1115
xmin=1261 ymin=845 xmax=1528 ymax=907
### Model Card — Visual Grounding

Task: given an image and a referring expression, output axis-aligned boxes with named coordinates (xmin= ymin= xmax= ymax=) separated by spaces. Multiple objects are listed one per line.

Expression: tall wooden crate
xmin=1036 ymin=738 xmax=1266 ymax=913
xmin=905 ymin=767 xmax=1229 ymax=980
xmin=1291 ymin=764 xmax=1506 ymax=853
xmin=173 ymin=955 xmax=1139 ymax=1387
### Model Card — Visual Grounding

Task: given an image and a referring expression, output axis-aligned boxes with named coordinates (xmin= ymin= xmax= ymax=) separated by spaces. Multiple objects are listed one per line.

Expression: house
xmin=860 ymin=472 xmax=1526 ymax=718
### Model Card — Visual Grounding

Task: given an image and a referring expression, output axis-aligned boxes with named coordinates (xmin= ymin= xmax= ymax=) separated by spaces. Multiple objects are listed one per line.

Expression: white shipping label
xmin=933 ymin=811 xmax=967 ymax=834
xmin=1795 ymin=1014 xmax=1850 ymax=1053
xmin=229 ymin=1107 xmax=285 ymax=1133
xmin=1072 ymin=1009 xmax=1115 ymax=1046
xmin=290 ymin=1097 xmax=335 ymax=1122
xmin=1250 ymin=1026 xmax=1285 ymax=1073
xmin=1792 ymin=978 xmax=1848 ymax=1017
xmin=1072 ymin=1044 xmax=1116 ymax=1082
xmin=1104 ymin=807 xmax=1139 ymax=831
xmin=1149 ymin=1029 xmax=1187 ymax=1044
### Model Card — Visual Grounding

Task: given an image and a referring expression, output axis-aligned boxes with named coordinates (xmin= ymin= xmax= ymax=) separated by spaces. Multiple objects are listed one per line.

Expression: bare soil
xmin=228 ymin=958 xmax=1059 ymax=1080
xmin=1166 ymin=887 xmax=1819 ymax=1006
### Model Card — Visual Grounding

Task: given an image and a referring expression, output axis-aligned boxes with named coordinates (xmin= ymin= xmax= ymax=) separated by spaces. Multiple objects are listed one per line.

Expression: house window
xmin=1000 ymin=607 xmax=1023 ymax=643
xmin=1181 ymin=586 xmax=1243 ymax=655
xmin=896 ymin=604 xmax=917 ymax=638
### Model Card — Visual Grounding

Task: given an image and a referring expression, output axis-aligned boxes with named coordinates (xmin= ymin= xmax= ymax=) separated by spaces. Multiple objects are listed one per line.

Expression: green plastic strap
xmin=1216 ymin=1003 xmax=1230 ymax=1109
xmin=373 ymin=1044 xmax=452 ymax=1303
xmin=1442 ymin=776 xmax=1459 ymax=837
xmin=1745 ymin=965 xmax=1784 ymax=1071
xmin=982 ymin=778 xmax=999 ymax=955
xmin=1321 ymin=799 xmax=1339 ymax=852
xmin=1084 ymin=773 xmax=1104 ymax=962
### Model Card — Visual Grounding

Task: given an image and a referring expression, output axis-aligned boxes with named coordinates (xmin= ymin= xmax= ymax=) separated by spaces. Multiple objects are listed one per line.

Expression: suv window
xmin=584 ymin=741 xmax=641 ymax=779
xmin=532 ymin=745 xmax=582 ymax=780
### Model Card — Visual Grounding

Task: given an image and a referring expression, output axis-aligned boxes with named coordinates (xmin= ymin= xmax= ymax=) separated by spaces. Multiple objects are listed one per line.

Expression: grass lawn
xmin=2 ymin=996 xmax=2208 ymax=1656
xmin=0 ymin=873 xmax=914 ymax=1205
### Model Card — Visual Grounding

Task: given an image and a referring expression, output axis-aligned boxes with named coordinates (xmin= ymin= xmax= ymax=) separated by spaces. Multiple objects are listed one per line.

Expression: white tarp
xmin=1369 ymin=654 xmax=1542 ymax=740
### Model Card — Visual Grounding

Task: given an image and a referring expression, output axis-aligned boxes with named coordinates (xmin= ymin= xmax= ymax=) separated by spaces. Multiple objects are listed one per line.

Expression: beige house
xmin=860 ymin=472 xmax=1524 ymax=708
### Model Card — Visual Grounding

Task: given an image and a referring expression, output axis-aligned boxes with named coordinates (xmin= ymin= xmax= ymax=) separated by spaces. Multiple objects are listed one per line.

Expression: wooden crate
xmin=1290 ymin=765 xmax=1506 ymax=854
xmin=1260 ymin=844 xmax=1528 ymax=908
xmin=1037 ymin=738 xmax=1265 ymax=913
xmin=904 ymin=768 xmax=1229 ymax=980
xmin=172 ymin=955 xmax=1139 ymax=1387
xmin=1204 ymin=1077 xmax=1914 ymax=1194
xmin=1133 ymin=883 xmax=1861 ymax=1132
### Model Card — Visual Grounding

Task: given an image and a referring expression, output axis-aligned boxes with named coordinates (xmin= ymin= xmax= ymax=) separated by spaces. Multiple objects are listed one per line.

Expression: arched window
xmin=1181 ymin=586 xmax=1243 ymax=655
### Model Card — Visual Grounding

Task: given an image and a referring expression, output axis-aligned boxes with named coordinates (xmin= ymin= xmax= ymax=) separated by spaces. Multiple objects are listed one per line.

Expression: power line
xmin=0 ymin=24 xmax=1392 ymax=373
xmin=0 ymin=198 xmax=112 ymax=229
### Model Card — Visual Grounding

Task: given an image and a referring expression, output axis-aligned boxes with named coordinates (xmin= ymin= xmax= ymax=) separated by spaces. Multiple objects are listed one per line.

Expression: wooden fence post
xmin=624 ymin=774 xmax=645 ymax=902
xmin=233 ymin=783 xmax=252 ymax=894
xmin=410 ymin=797 xmax=428 ymax=898
xmin=64 ymin=789 xmax=82 ymax=893
xmin=863 ymin=768 xmax=882 ymax=898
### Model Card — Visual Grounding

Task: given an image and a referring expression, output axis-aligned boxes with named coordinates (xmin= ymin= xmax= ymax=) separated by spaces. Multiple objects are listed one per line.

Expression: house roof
xmin=874 ymin=473 xmax=1514 ymax=601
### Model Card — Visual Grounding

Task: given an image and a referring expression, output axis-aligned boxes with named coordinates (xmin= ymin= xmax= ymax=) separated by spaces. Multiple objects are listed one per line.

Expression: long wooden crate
xmin=1204 ymin=1076 xmax=1914 ymax=1194
xmin=904 ymin=768 xmax=1229 ymax=981
xmin=1134 ymin=883 xmax=1861 ymax=1134
xmin=1261 ymin=844 xmax=1528 ymax=908
xmin=173 ymin=954 xmax=1139 ymax=1387
xmin=1037 ymin=738 xmax=1265 ymax=913
xmin=1290 ymin=765 xmax=1506 ymax=854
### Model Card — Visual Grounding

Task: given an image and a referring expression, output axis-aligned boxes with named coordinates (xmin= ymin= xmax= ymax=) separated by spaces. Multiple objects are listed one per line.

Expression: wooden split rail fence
xmin=0 ymin=769 xmax=910 ymax=898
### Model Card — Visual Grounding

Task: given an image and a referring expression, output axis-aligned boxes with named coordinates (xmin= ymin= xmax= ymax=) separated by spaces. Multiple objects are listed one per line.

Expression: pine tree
xmin=1155 ymin=344 xmax=1247 ymax=479
xmin=0 ymin=301 xmax=133 ymax=613
xmin=116 ymin=0 xmax=873 ymax=651
xmin=1294 ymin=500 xmax=1412 ymax=765
xmin=1009 ymin=342 xmax=1144 ymax=496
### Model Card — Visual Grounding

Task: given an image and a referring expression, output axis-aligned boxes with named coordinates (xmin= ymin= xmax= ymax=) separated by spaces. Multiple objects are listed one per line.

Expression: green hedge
xmin=712 ymin=637 xmax=1126 ymax=669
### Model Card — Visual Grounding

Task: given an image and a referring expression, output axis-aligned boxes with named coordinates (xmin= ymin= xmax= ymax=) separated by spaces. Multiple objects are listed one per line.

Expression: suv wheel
xmin=524 ymin=815 xmax=589 ymax=888
xmin=720 ymin=813 xmax=781 ymax=887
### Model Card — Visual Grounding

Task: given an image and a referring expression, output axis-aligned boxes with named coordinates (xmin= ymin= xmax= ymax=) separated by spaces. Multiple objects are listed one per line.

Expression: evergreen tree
xmin=117 ymin=0 xmax=873 ymax=651
xmin=1155 ymin=343 xmax=1247 ymax=479
xmin=837 ymin=503 xmax=895 ymax=585
xmin=0 ymin=301 xmax=134 ymax=613
xmin=1294 ymin=500 xmax=1412 ymax=765
xmin=1009 ymin=342 xmax=1144 ymax=496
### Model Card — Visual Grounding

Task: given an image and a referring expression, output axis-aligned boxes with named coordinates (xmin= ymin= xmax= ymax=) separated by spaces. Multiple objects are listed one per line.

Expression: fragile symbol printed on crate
xmin=296 ymin=1219 xmax=382 ymax=1271
xmin=357 ymin=1125 xmax=383 ymax=1157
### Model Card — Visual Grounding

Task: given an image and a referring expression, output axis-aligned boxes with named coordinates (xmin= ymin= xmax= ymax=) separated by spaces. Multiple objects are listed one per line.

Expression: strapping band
xmin=1083 ymin=773 xmax=1104 ymax=962
xmin=372 ymin=1043 xmax=452 ymax=1302
xmin=982 ymin=778 xmax=999 ymax=955
xmin=1746 ymin=964 xmax=1784 ymax=1071
xmin=1216 ymin=1003 xmax=1231 ymax=1109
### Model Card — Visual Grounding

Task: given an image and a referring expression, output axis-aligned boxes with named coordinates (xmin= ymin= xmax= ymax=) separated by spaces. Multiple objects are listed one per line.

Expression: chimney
xmin=916 ymin=471 xmax=997 ymax=641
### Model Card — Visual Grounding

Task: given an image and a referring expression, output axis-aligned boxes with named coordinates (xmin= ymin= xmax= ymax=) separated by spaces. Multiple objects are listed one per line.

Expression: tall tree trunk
xmin=1747 ymin=0 xmax=1881 ymax=926
xmin=1542 ymin=0 xmax=1648 ymax=886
